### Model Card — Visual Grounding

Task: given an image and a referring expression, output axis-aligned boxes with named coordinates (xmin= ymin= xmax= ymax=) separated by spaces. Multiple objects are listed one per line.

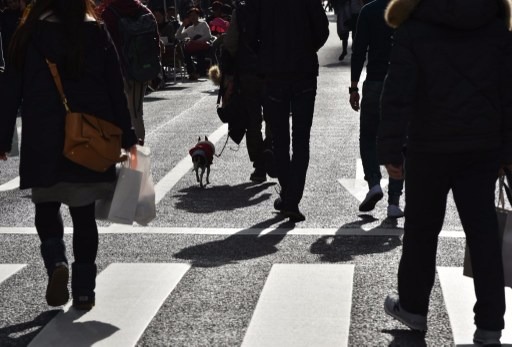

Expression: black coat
xmin=0 ymin=20 xmax=137 ymax=189
xmin=251 ymin=0 xmax=329 ymax=81
xmin=378 ymin=0 xmax=512 ymax=165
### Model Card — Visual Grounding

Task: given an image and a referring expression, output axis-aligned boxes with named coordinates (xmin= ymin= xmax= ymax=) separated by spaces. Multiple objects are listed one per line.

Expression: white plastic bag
xmin=107 ymin=154 xmax=143 ymax=225
xmin=133 ymin=145 xmax=156 ymax=226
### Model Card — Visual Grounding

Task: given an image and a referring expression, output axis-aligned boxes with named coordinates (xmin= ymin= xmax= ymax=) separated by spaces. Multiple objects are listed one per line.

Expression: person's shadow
xmin=174 ymin=215 xmax=295 ymax=267
xmin=173 ymin=182 xmax=275 ymax=214
xmin=0 ymin=309 xmax=119 ymax=347
xmin=310 ymin=214 xmax=403 ymax=262
xmin=382 ymin=329 xmax=427 ymax=346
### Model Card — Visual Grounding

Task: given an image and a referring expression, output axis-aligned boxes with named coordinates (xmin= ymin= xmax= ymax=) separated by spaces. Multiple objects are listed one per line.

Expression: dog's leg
xmin=199 ymin=166 xmax=205 ymax=188
xmin=206 ymin=165 xmax=210 ymax=185
xmin=195 ymin=167 xmax=200 ymax=183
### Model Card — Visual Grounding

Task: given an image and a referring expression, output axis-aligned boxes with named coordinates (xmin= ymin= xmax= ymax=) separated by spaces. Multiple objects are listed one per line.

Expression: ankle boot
xmin=40 ymin=238 xmax=69 ymax=306
xmin=72 ymin=263 xmax=97 ymax=311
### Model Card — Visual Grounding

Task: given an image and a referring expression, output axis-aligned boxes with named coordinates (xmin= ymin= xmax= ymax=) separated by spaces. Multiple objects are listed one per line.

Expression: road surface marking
xmin=438 ymin=266 xmax=512 ymax=346
xmin=0 ymin=264 xmax=26 ymax=284
xmin=28 ymin=263 xmax=191 ymax=347
xmin=0 ymin=176 xmax=20 ymax=192
xmin=0 ymin=227 xmax=465 ymax=237
xmin=241 ymin=264 xmax=354 ymax=347
xmin=338 ymin=159 xmax=389 ymax=202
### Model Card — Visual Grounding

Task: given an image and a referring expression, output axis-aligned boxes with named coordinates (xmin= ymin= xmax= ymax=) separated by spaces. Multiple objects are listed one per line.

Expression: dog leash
xmin=214 ymin=134 xmax=230 ymax=158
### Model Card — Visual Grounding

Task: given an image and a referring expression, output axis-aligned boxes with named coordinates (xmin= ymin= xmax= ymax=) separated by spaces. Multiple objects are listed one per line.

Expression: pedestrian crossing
xmin=1 ymin=263 xmax=511 ymax=346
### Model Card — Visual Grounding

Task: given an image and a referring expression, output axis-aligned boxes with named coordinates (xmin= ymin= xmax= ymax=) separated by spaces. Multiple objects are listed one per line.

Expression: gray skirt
xmin=32 ymin=181 xmax=115 ymax=207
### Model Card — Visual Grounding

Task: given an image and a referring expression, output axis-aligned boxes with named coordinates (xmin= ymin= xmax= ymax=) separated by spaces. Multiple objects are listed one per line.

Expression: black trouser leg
xmin=241 ymin=74 xmax=265 ymax=169
xmin=398 ymin=152 xmax=449 ymax=315
xmin=452 ymin=152 xmax=505 ymax=331
xmin=35 ymin=202 xmax=67 ymax=276
xmin=69 ymin=203 xmax=98 ymax=300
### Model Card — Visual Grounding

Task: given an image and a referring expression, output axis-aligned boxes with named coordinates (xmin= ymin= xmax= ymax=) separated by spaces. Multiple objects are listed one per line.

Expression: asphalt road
xmin=0 ymin=14 xmax=508 ymax=347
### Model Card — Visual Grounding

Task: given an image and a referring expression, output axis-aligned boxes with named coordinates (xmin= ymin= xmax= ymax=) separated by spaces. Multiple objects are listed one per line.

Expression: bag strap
xmin=45 ymin=60 xmax=71 ymax=113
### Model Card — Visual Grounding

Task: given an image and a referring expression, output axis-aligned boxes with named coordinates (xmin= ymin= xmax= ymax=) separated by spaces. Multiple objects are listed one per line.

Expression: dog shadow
xmin=174 ymin=215 xmax=294 ymax=267
xmin=173 ymin=182 xmax=276 ymax=213
xmin=310 ymin=215 xmax=403 ymax=262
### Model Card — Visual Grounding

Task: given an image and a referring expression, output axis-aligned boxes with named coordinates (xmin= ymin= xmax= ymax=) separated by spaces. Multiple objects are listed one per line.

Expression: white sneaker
xmin=359 ymin=185 xmax=384 ymax=212
xmin=387 ymin=204 xmax=404 ymax=218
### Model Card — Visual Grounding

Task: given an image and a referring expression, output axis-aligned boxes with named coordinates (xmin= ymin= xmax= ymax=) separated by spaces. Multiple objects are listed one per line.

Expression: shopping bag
xmin=107 ymin=156 xmax=143 ymax=225
xmin=463 ymin=176 xmax=512 ymax=287
xmin=133 ymin=145 xmax=156 ymax=226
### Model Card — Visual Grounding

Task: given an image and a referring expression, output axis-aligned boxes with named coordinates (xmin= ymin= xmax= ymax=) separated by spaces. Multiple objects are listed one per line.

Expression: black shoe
xmin=338 ymin=51 xmax=348 ymax=61
xmin=250 ymin=168 xmax=267 ymax=183
xmin=73 ymin=295 xmax=95 ymax=311
xmin=72 ymin=263 xmax=97 ymax=311
xmin=274 ymin=197 xmax=284 ymax=211
xmin=263 ymin=149 xmax=277 ymax=178
xmin=283 ymin=208 xmax=306 ymax=222
xmin=46 ymin=263 xmax=70 ymax=307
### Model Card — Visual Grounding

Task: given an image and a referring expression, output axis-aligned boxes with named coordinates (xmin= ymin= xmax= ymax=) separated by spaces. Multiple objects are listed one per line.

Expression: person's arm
xmin=501 ymin=31 xmax=512 ymax=168
xmin=223 ymin=10 xmax=239 ymax=57
xmin=308 ymin=0 xmax=330 ymax=51
xmin=102 ymin=28 xmax=137 ymax=149
xmin=0 ymin=34 xmax=4 ymax=72
xmin=349 ymin=6 xmax=369 ymax=111
xmin=198 ymin=21 xmax=212 ymax=41
xmin=175 ymin=19 xmax=190 ymax=40
xmin=378 ymin=25 xmax=417 ymax=175
xmin=0 ymin=64 xmax=23 ymax=158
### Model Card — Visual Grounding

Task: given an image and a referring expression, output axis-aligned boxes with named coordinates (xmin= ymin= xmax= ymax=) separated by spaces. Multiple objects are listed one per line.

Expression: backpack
xmin=110 ymin=6 xmax=161 ymax=82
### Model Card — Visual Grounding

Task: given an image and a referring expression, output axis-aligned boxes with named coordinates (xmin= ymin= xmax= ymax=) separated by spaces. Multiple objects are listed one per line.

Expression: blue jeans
xmin=360 ymin=80 xmax=403 ymax=205
xmin=264 ymin=78 xmax=317 ymax=209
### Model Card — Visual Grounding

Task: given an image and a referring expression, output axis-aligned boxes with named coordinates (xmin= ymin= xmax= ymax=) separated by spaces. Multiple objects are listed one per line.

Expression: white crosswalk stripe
xmin=438 ymin=267 xmax=512 ymax=346
xmin=28 ymin=263 xmax=191 ymax=347
xmin=1 ymin=263 xmax=511 ymax=346
xmin=242 ymin=264 xmax=354 ymax=347
xmin=0 ymin=264 xmax=26 ymax=284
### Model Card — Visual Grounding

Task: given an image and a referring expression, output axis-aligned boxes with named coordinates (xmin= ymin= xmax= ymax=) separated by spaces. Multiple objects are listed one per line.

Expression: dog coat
xmin=189 ymin=140 xmax=215 ymax=165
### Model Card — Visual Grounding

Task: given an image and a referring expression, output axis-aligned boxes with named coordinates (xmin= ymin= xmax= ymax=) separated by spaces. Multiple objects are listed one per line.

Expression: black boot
xmin=72 ymin=263 xmax=97 ymax=311
xmin=40 ymin=238 xmax=69 ymax=306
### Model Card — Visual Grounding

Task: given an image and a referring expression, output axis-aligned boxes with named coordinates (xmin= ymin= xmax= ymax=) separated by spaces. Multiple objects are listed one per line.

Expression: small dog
xmin=189 ymin=136 xmax=215 ymax=188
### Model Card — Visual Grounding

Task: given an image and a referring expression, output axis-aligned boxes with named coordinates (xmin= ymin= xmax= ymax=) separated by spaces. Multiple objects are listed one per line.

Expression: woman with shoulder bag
xmin=0 ymin=0 xmax=137 ymax=310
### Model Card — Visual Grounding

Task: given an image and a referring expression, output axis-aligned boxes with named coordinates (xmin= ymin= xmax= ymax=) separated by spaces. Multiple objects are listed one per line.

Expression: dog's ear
xmin=197 ymin=136 xmax=201 ymax=142
xmin=205 ymin=136 xmax=209 ymax=142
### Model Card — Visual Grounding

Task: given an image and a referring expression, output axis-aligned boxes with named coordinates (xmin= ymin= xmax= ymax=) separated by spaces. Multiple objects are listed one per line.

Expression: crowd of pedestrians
xmin=0 ymin=0 xmax=511 ymax=345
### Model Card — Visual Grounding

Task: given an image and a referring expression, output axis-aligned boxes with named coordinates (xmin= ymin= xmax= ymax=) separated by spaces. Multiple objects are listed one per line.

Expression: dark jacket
xmin=252 ymin=0 xmax=329 ymax=80
xmin=350 ymin=0 xmax=393 ymax=82
xmin=0 ymin=20 xmax=137 ymax=189
xmin=378 ymin=0 xmax=512 ymax=165
xmin=101 ymin=0 xmax=155 ymax=74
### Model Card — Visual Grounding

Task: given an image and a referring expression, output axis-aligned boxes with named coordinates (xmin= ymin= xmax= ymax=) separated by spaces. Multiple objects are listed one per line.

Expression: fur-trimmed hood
xmin=385 ymin=0 xmax=512 ymax=30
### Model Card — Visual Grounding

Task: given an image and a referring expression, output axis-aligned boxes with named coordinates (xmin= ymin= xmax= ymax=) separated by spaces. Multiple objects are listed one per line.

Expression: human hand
xmin=385 ymin=164 xmax=404 ymax=180
xmin=350 ymin=92 xmax=360 ymax=111
xmin=0 ymin=152 xmax=7 ymax=161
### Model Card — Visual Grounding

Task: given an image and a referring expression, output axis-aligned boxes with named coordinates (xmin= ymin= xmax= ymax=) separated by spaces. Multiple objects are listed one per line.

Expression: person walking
xmin=222 ymin=0 xmax=274 ymax=184
xmin=251 ymin=0 xmax=329 ymax=222
xmin=349 ymin=0 xmax=404 ymax=218
xmin=0 ymin=0 xmax=137 ymax=310
xmin=379 ymin=0 xmax=511 ymax=344
xmin=101 ymin=0 xmax=159 ymax=144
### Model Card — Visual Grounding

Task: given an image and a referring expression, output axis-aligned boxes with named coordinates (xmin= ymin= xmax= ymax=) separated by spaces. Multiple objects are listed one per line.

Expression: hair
xmin=8 ymin=0 xmax=98 ymax=77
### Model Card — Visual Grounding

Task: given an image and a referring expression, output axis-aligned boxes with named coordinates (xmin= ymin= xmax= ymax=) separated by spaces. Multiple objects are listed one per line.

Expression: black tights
xmin=35 ymin=202 xmax=98 ymax=264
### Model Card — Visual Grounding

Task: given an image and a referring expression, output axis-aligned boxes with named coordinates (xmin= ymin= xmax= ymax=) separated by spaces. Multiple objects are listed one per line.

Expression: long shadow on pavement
xmin=173 ymin=215 xmax=295 ymax=267
xmin=0 ymin=311 xmax=59 ymax=347
xmin=382 ymin=329 xmax=427 ymax=347
xmin=173 ymin=182 xmax=275 ymax=214
xmin=310 ymin=215 xmax=403 ymax=262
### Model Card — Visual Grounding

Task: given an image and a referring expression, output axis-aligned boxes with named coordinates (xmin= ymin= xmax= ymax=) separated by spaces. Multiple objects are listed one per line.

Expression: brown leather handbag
xmin=46 ymin=60 xmax=126 ymax=172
